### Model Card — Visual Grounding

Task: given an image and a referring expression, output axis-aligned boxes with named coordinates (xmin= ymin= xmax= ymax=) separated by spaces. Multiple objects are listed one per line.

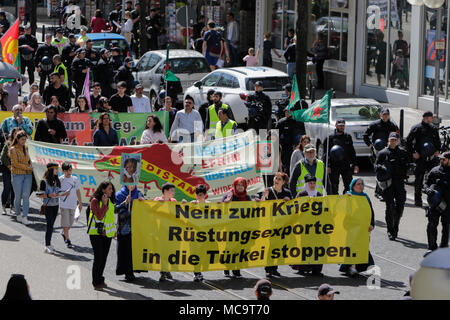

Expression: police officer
xmin=363 ymin=107 xmax=399 ymax=198
xmin=199 ymin=89 xmax=215 ymax=127
xmin=423 ymin=151 xmax=450 ymax=256
xmin=215 ymin=107 xmax=238 ymax=139
xmin=131 ymin=1 xmax=141 ymax=56
xmin=71 ymin=48 xmax=91 ymax=99
xmin=52 ymin=28 xmax=69 ymax=55
xmin=18 ymin=24 xmax=38 ymax=85
xmin=114 ymin=57 xmax=135 ymax=96
xmin=376 ymin=132 xmax=408 ymax=241
xmin=96 ymin=49 xmax=115 ymax=99
xmin=35 ymin=34 xmax=59 ymax=95
xmin=245 ymin=81 xmax=272 ymax=132
xmin=406 ymin=111 xmax=441 ymax=207
xmin=323 ymin=119 xmax=358 ymax=195
xmin=204 ymin=91 xmax=235 ymax=139
xmin=84 ymin=40 xmax=99 ymax=75
xmin=109 ymin=3 xmax=122 ymax=34
xmin=53 ymin=55 xmax=69 ymax=88
xmin=276 ymin=106 xmax=304 ymax=173
xmin=146 ymin=7 xmax=162 ymax=50
xmin=61 ymin=34 xmax=80 ymax=97
xmin=110 ymin=47 xmax=123 ymax=75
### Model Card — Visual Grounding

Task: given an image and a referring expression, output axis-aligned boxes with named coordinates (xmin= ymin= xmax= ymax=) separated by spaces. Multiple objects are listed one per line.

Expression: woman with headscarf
xmin=290 ymin=174 xmax=324 ymax=276
xmin=24 ymin=92 xmax=46 ymax=112
xmin=115 ymin=184 xmax=144 ymax=282
xmin=339 ymin=177 xmax=375 ymax=276
xmin=221 ymin=177 xmax=253 ymax=278
xmin=2 ymin=274 xmax=32 ymax=300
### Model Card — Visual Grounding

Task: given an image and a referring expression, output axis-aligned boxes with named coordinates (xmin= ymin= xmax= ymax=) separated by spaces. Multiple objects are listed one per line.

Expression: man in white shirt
xmin=170 ymin=95 xmax=203 ymax=143
xmin=226 ymin=12 xmax=239 ymax=67
xmin=131 ymin=83 xmax=152 ymax=113
xmin=59 ymin=162 xmax=82 ymax=249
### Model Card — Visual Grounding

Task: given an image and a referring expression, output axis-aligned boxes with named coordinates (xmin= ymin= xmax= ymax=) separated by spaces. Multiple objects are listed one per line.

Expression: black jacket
xmin=61 ymin=43 xmax=81 ymax=70
xmin=375 ymin=145 xmax=409 ymax=180
xmin=276 ymin=116 xmax=303 ymax=148
xmin=406 ymin=121 xmax=441 ymax=157
xmin=71 ymin=58 xmax=91 ymax=83
xmin=246 ymin=91 xmax=272 ymax=126
xmin=110 ymin=55 xmax=123 ymax=73
xmin=284 ymin=43 xmax=296 ymax=63
xmin=424 ymin=165 xmax=450 ymax=202
xmin=34 ymin=118 xmax=67 ymax=144
xmin=96 ymin=57 xmax=115 ymax=87
xmin=322 ymin=130 xmax=357 ymax=168
xmin=363 ymin=119 xmax=399 ymax=146
xmin=34 ymin=43 xmax=59 ymax=69
xmin=43 ymin=84 xmax=71 ymax=111
xmin=18 ymin=34 xmax=38 ymax=61
xmin=114 ymin=65 xmax=135 ymax=94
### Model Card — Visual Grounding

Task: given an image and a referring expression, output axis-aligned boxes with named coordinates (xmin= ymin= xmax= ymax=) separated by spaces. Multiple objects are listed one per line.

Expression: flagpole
xmin=324 ymin=90 xmax=331 ymax=195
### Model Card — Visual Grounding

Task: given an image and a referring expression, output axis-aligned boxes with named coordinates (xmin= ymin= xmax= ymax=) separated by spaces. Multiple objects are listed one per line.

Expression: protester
xmin=260 ymin=172 xmax=292 ymax=277
xmin=38 ymin=163 xmax=69 ymax=254
xmin=22 ymin=83 xmax=39 ymax=105
xmin=254 ymin=279 xmax=272 ymax=301
xmin=90 ymin=83 xmax=102 ymax=110
xmin=43 ymin=72 xmax=71 ymax=111
xmin=70 ymin=96 xmax=90 ymax=113
xmin=0 ymin=82 xmax=9 ymax=111
xmin=122 ymin=11 xmax=134 ymax=46
xmin=96 ymin=49 xmax=115 ymax=99
xmin=339 ymin=178 xmax=375 ymax=276
xmin=140 ymin=115 xmax=167 ymax=144
xmin=114 ymin=58 xmax=135 ymax=95
xmin=290 ymin=135 xmax=311 ymax=174
xmin=59 ymin=162 xmax=82 ymax=249
xmin=4 ymin=78 xmax=27 ymax=110
xmin=115 ymin=184 xmax=144 ymax=282
xmin=263 ymin=32 xmax=281 ymax=67
xmin=1 ymin=105 xmax=34 ymax=138
xmin=317 ymin=284 xmax=339 ymax=300
xmin=131 ymin=84 xmax=152 ymax=113
xmin=109 ymin=81 xmax=133 ymax=113
xmin=1 ymin=274 xmax=32 ymax=301
xmin=90 ymin=9 xmax=110 ymax=33
xmin=88 ymin=181 xmax=117 ymax=290
xmin=243 ymin=47 xmax=260 ymax=67
xmin=49 ymin=96 xmax=65 ymax=113
xmin=154 ymin=182 xmax=177 ymax=281
xmin=9 ymin=130 xmax=33 ymax=225
xmin=93 ymin=112 xmax=119 ymax=146
xmin=1 ymin=128 xmax=21 ymax=215
xmin=34 ymin=106 xmax=67 ymax=144
xmin=96 ymin=97 xmax=112 ymax=113
xmin=24 ymin=92 xmax=45 ymax=113
xmin=71 ymin=48 xmax=90 ymax=99
xmin=203 ymin=20 xmax=223 ymax=71
xmin=169 ymin=96 xmax=203 ymax=143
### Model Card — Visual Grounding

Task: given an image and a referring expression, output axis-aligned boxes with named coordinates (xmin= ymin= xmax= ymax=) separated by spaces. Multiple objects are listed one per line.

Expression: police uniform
xmin=245 ymin=82 xmax=272 ymax=132
xmin=423 ymin=151 xmax=450 ymax=253
xmin=52 ymin=33 xmax=69 ymax=55
xmin=375 ymin=132 xmax=409 ymax=240
xmin=114 ymin=60 xmax=135 ymax=95
xmin=204 ymin=94 xmax=235 ymax=138
xmin=71 ymin=49 xmax=91 ymax=98
xmin=34 ymin=42 xmax=59 ymax=94
xmin=322 ymin=119 xmax=357 ymax=195
xmin=406 ymin=112 xmax=441 ymax=206
xmin=61 ymin=38 xmax=80 ymax=97
xmin=18 ymin=31 xmax=38 ymax=84
xmin=276 ymin=108 xmax=304 ymax=173
xmin=110 ymin=49 xmax=123 ymax=75
xmin=96 ymin=52 xmax=115 ymax=99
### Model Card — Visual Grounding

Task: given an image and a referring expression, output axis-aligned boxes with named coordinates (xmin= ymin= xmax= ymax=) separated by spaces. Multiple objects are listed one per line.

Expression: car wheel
xmin=150 ymin=91 xmax=157 ymax=108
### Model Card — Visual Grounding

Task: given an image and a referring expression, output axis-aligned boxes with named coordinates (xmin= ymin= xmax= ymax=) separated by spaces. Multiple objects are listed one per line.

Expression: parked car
xmin=184 ymin=67 xmax=291 ymax=124
xmin=304 ymin=98 xmax=393 ymax=158
xmin=133 ymin=49 xmax=210 ymax=107
xmin=79 ymin=33 xmax=133 ymax=62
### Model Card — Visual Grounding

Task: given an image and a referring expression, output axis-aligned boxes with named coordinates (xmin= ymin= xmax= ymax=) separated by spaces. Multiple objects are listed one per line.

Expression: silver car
xmin=305 ymin=98 xmax=392 ymax=158
xmin=133 ymin=49 xmax=210 ymax=106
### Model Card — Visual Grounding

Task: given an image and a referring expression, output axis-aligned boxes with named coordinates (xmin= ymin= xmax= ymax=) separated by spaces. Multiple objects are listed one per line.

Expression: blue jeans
xmin=287 ymin=62 xmax=296 ymax=79
xmin=11 ymin=173 xmax=32 ymax=217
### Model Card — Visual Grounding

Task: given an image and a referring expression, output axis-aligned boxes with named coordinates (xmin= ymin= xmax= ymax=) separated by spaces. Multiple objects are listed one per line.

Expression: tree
xmin=295 ymin=0 xmax=309 ymax=99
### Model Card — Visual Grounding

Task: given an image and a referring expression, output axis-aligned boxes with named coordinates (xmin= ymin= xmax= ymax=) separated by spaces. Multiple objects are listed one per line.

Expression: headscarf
xmin=305 ymin=182 xmax=318 ymax=197
xmin=2 ymin=275 xmax=32 ymax=301
xmin=26 ymin=92 xmax=46 ymax=112
xmin=347 ymin=178 xmax=371 ymax=203
xmin=232 ymin=177 xmax=248 ymax=201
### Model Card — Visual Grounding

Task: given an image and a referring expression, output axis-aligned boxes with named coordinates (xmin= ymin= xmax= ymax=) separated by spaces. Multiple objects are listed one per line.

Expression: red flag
xmin=1 ymin=19 xmax=20 ymax=68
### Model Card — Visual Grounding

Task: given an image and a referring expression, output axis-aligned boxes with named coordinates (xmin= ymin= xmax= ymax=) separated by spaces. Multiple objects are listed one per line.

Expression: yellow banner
xmin=0 ymin=112 xmax=47 ymax=140
xmin=132 ymin=195 xmax=371 ymax=272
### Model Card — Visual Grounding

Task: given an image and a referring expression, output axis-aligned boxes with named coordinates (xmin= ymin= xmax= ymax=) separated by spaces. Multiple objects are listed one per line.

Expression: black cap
xmin=76 ymin=48 xmax=86 ymax=54
xmin=389 ymin=132 xmax=399 ymax=139
xmin=423 ymin=111 xmax=434 ymax=118
xmin=304 ymin=174 xmax=317 ymax=183
xmin=116 ymin=2 xmax=122 ymax=7
xmin=381 ymin=108 xmax=390 ymax=115
xmin=111 ymin=47 xmax=121 ymax=52
xmin=135 ymin=83 xmax=143 ymax=89
xmin=318 ymin=284 xmax=340 ymax=296
xmin=100 ymin=48 xmax=109 ymax=55
xmin=438 ymin=151 xmax=450 ymax=159
xmin=254 ymin=81 xmax=263 ymax=87
xmin=336 ymin=118 xmax=345 ymax=125
xmin=124 ymin=57 xmax=133 ymax=63
xmin=68 ymin=33 xmax=76 ymax=39
xmin=283 ymin=83 xmax=292 ymax=91
xmin=56 ymin=27 xmax=63 ymax=33
xmin=213 ymin=90 xmax=222 ymax=97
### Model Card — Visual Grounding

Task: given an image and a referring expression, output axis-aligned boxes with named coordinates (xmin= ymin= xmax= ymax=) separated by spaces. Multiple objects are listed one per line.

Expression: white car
xmin=184 ymin=67 xmax=291 ymax=124
xmin=305 ymin=98 xmax=392 ymax=158
xmin=133 ymin=49 xmax=210 ymax=106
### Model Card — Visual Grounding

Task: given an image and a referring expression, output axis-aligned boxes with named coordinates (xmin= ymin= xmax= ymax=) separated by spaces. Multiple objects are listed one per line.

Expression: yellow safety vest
xmin=215 ymin=119 xmax=237 ymax=139
xmin=208 ymin=104 xmax=230 ymax=136
xmin=88 ymin=200 xmax=116 ymax=238
xmin=54 ymin=63 xmax=69 ymax=88
xmin=52 ymin=37 xmax=68 ymax=55
xmin=77 ymin=35 xmax=88 ymax=48
xmin=296 ymin=159 xmax=325 ymax=194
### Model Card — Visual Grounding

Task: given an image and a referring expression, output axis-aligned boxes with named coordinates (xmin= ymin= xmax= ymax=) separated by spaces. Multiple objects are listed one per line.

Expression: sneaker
xmin=346 ymin=266 xmax=357 ymax=277
xmin=94 ymin=284 xmax=104 ymax=291
xmin=10 ymin=207 xmax=16 ymax=214
xmin=423 ymin=250 xmax=434 ymax=257
xmin=159 ymin=272 xmax=168 ymax=282
xmin=165 ymin=272 xmax=173 ymax=280
xmin=22 ymin=217 xmax=30 ymax=225
xmin=271 ymin=270 xmax=281 ymax=277
xmin=2 ymin=206 xmax=7 ymax=215
xmin=232 ymin=270 xmax=242 ymax=278
xmin=125 ymin=274 xmax=136 ymax=282
xmin=16 ymin=215 xmax=22 ymax=223
xmin=44 ymin=246 xmax=54 ymax=254
xmin=193 ymin=273 xmax=203 ymax=282
xmin=224 ymin=270 xmax=230 ymax=277
xmin=66 ymin=240 xmax=74 ymax=248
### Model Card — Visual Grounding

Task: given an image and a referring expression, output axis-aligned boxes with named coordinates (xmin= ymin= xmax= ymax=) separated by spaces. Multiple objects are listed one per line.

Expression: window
xmin=246 ymin=77 xmax=290 ymax=91
xmin=269 ymin=0 xmax=296 ymax=51
xmin=147 ymin=55 xmax=162 ymax=70
xmin=137 ymin=54 xmax=151 ymax=72
xmin=331 ymin=105 xmax=382 ymax=121
xmin=218 ymin=73 xmax=240 ymax=88
xmin=203 ymin=72 xmax=223 ymax=87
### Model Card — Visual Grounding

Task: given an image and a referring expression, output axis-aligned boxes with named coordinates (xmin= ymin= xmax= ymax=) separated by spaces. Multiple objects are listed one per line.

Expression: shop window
xmin=364 ymin=0 xmax=411 ymax=92
xmin=269 ymin=0 xmax=296 ymax=51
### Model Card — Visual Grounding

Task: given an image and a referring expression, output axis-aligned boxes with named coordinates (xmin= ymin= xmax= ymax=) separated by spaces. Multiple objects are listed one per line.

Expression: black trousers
xmin=45 ymin=205 xmax=59 ymax=246
xmin=116 ymin=233 xmax=133 ymax=277
xmin=89 ymin=235 xmax=112 ymax=286
xmin=316 ymin=59 xmax=325 ymax=89
xmin=414 ymin=157 xmax=439 ymax=203
xmin=39 ymin=71 xmax=51 ymax=95
xmin=21 ymin=59 xmax=35 ymax=84
xmin=383 ymin=179 xmax=406 ymax=237
xmin=1 ymin=165 xmax=14 ymax=206
xmin=329 ymin=166 xmax=353 ymax=195
xmin=426 ymin=207 xmax=450 ymax=250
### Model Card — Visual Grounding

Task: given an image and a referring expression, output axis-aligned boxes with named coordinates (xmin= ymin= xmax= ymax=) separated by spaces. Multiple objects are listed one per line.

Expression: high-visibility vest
xmin=52 ymin=37 xmax=68 ymax=55
xmin=215 ymin=119 xmax=237 ymax=139
xmin=296 ymin=159 xmax=325 ymax=194
xmin=54 ymin=63 xmax=69 ymax=88
xmin=208 ymin=103 xmax=230 ymax=136
xmin=77 ymin=35 xmax=89 ymax=48
xmin=88 ymin=200 xmax=116 ymax=238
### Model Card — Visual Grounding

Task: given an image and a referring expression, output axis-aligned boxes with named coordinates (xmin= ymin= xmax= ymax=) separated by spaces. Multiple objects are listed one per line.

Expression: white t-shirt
xmin=131 ymin=95 xmax=152 ymax=113
xmin=59 ymin=175 xmax=81 ymax=209
xmin=243 ymin=55 xmax=257 ymax=66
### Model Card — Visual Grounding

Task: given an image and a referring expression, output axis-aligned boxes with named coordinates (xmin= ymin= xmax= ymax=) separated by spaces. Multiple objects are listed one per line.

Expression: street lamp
xmin=408 ymin=0 xmax=445 ymax=124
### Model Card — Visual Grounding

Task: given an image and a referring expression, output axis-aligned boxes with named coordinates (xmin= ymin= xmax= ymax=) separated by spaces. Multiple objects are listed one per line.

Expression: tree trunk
xmin=296 ymin=0 xmax=309 ymax=99
xmin=26 ymin=0 xmax=37 ymax=36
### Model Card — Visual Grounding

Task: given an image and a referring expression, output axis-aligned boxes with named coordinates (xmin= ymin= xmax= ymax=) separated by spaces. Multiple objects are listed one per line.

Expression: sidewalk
xmin=0 ymin=221 xmax=144 ymax=300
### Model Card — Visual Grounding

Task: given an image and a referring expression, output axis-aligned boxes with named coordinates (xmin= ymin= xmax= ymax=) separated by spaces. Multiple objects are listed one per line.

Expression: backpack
xmin=206 ymin=30 xmax=222 ymax=56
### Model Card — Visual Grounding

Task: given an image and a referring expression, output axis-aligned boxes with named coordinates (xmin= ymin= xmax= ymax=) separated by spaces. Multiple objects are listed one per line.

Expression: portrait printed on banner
xmin=120 ymin=153 xmax=142 ymax=185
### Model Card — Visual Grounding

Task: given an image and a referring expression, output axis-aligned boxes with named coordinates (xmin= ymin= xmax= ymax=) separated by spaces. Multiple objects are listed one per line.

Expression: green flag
xmin=293 ymin=89 xmax=331 ymax=123
xmin=288 ymin=74 xmax=300 ymax=111
xmin=165 ymin=69 xmax=180 ymax=82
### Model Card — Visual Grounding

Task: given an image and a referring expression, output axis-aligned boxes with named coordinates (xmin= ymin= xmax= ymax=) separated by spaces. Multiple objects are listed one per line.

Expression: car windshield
xmin=332 ymin=105 xmax=381 ymax=121
xmin=246 ymin=77 xmax=290 ymax=91
xmin=91 ymin=39 xmax=129 ymax=54
xmin=167 ymin=58 xmax=210 ymax=74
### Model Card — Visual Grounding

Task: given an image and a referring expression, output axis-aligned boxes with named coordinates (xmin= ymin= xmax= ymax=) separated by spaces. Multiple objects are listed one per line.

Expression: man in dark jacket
xmin=245 ymin=81 xmax=273 ymax=132
xmin=322 ymin=119 xmax=359 ymax=195
xmin=284 ymin=36 xmax=296 ymax=79
xmin=34 ymin=105 xmax=67 ymax=144
xmin=18 ymin=24 xmax=38 ymax=85
xmin=277 ymin=106 xmax=304 ymax=173
xmin=61 ymin=34 xmax=80 ymax=98
xmin=35 ymin=34 xmax=59 ymax=94
xmin=110 ymin=47 xmax=123 ymax=74
xmin=406 ymin=111 xmax=441 ymax=207
xmin=43 ymin=72 xmax=71 ymax=111
xmin=114 ymin=57 xmax=135 ymax=95
xmin=109 ymin=3 xmax=122 ymax=34
xmin=71 ymin=48 xmax=91 ymax=99
xmin=84 ymin=40 xmax=99 ymax=77
xmin=96 ymin=49 xmax=115 ymax=99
